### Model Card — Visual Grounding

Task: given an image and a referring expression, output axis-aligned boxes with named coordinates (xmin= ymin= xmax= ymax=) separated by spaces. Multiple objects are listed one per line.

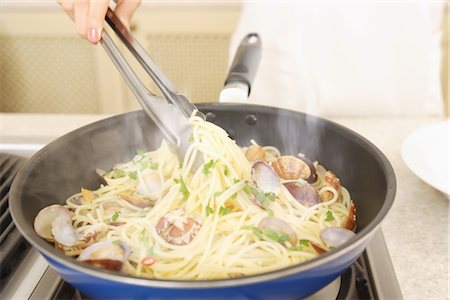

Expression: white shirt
xmin=226 ymin=2 xmax=445 ymax=117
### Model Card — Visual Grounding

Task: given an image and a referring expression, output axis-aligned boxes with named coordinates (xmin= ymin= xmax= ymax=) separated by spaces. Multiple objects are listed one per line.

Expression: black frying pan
xmin=10 ymin=103 xmax=396 ymax=299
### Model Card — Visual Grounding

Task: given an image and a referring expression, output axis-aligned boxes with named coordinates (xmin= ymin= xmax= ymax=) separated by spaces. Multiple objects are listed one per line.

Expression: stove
xmin=0 ymin=144 xmax=403 ymax=300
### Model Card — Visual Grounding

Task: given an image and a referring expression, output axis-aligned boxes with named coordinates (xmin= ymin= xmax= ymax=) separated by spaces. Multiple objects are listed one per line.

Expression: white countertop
xmin=1 ymin=113 xmax=449 ymax=299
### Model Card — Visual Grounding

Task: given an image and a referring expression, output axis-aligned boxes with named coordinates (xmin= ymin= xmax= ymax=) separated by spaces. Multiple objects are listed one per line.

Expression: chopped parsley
xmin=252 ymin=227 xmax=289 ymax=244
xmin=244 ymin=184 xmax=276 ymax=207
xmin=188 ymin=134 xmax=194 ymax=143
xmin=128 ymin=171 xmax=138 ymax=180
xmin=288 ymin=240 xmax=310 ymax=251
xmin=224 ymin=166 xmax=229 ymax=176
xmin=255 ymin=190 xmax=276 ymax=206
xmin=206 ymin=206 xmax=214 ymax=216
xmin=243 ymin=184 xmax=253 ymax=194
xmin=300 ymin=239 xmax=310 ymax=247
xmin=112 ymin=240 xmax=121 ymax=245
xmin=202 ymin=159 xmax=216 ymax=175
xmin=267 ymin=208 xmax=274 ymax=217
xmin=113 ymin=169 xmax=125 ymax=178
xmin=233 ymin=178 xmax=240 ymax=184
xmin=325 ymin=211 xmax=335 ymax=222
xmin=174 ymin=177 xmax=190 ymax=200
xmin=140 ymin=161 xmax=149 ymax=170
xmin=136 ymin=149 xmax=145 ymax=155
xmin=219 ymin=206 xmax=232 ymax=216
xmin=214 ymin=191 xmax=222 ymax=197
xmin=150 ymin=162 xmax=159 ymax=170
xmin=112 ymin=211 xmax=121 ymax=222
xmin=288 ymin=246 xmax=302 ymax=252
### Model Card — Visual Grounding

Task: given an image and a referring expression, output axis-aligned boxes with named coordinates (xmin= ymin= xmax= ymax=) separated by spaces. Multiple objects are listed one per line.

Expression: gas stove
xmin=0 ymin=143 xmax=403 ymax=300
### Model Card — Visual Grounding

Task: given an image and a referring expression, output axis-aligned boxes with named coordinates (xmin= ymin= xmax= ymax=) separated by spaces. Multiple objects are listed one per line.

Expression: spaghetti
xmin=35 ymin=114 xmax=356 ymax=280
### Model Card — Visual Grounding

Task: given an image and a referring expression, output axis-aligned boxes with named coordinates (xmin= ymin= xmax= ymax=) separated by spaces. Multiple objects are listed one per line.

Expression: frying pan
xmin=9 ymin=16 xmax=395 ymax=299
xmin=9 ymin=103 xmax=396 ymax=299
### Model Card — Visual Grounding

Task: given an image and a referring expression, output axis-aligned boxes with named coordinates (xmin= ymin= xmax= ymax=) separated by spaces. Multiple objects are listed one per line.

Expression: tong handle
xmin=104 ymin=8 xmax=198 ymax=119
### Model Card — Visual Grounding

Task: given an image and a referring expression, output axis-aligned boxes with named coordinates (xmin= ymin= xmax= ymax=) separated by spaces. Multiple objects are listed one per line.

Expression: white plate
xmin=401 ymin=119 xmax=450 ymax=195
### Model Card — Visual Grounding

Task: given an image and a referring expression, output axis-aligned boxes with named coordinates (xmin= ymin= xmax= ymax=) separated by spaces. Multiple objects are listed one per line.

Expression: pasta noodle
xmin=37 ymin=115 xmax=356 ymax=280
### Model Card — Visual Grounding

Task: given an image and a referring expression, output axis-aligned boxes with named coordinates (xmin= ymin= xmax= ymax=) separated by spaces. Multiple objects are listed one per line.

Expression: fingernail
xmin=88 ymin=28 xmax=98 ymax=44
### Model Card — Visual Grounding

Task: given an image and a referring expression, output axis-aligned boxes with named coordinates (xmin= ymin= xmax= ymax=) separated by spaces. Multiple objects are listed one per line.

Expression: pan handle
xmin=220 ymin=33 xmax=262 ymax=101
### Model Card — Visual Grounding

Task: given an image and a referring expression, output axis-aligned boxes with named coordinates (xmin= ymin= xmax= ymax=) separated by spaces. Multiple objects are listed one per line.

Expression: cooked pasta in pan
xmin=34 ymin=114 xmax=356 ymax=280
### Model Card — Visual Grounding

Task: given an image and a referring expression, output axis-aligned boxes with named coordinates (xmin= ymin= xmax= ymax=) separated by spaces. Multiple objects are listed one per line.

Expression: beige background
xmin=0 ymin=3 xmax=448 ymax=115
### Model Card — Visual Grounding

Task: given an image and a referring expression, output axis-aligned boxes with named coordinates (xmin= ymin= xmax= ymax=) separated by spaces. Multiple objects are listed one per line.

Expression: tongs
xmin=100 ymin=8 xmax=204 ymax=161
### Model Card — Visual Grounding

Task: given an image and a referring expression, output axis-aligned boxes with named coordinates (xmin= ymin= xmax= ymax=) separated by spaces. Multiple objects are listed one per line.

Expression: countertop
xmin=1 ymin=113 xmax=449 ymax=299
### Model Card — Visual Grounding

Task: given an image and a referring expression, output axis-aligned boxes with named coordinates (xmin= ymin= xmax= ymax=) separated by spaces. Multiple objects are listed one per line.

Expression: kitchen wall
xmin=0 ymin=3 xmax=448 ymax=115
xmin=0 ymin=3 xmax=240 ymax=114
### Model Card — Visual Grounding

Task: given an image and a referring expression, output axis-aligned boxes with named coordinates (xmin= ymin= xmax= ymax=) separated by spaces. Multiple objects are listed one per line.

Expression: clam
xmin=95 ymin=168 xmax=107 ymax=177
xmin=67 ymin=194 xmax=84 ymax=206
xmin=119 ymin=193 xmax=155 ymax=208
xmin=320 ymin=227 xmax=355 ymax=249
xmin=284 ymin=182 xmax=321 ymax=207
xmin=258 ymin=217 xmax=298 ymax=246
xmin=310 ymin=242 xmax=327 ymax=254
xmin=251 ymin=161 xmax=281 ymax=194
xmin=156 ymin=209 xmax=201 ymax=245
xmin=272 ymin=156 xmax=317 ymax=183
xmin=137 ymin=173 xmax=162 ymax=197
xmin=102 ymin=201 xmax=126 ymax=215
xmin=322 ymin=171 xmax=341 ymax=201
xmin=343 ymin=200 xmax=357 ymax=231
xmin=78 ymin=240 xmax=130 ymax=271
xmin=34 ymin=204 xmax=77 ymax=246
xmin=245 ymin=145 xmax=266 ymax=162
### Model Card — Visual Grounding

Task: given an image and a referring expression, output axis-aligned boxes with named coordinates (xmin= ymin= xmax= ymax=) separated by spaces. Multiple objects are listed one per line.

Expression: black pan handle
xmin=224 ymin=33 xmax=262 ymax=95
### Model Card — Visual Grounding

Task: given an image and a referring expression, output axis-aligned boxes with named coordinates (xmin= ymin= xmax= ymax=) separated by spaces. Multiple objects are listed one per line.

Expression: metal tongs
xmin=100 ymin=8 xmax=204 ymax=161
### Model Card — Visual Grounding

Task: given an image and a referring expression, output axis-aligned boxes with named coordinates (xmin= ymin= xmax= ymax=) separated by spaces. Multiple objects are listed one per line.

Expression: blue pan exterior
xmin=43 ymin=234 xmax=370 ymax=299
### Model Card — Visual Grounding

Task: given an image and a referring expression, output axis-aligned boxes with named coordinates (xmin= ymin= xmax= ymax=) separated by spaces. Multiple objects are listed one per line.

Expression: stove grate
xmin=0 ymin=154 xmax=32 ymax=292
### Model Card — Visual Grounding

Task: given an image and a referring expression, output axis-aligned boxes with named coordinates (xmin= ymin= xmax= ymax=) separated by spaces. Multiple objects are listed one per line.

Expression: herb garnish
xmin=244 ymin=184 xmax=276 ymax=207
xmin=206 ymin=206 xmax=214 ymax=216
xmin=113 ymin=169 xmax=125 ymax=178
xmin=112 ymin=211 xmax=121 ymax=222
xmin=325 ymin=211 xmax=334 ymax=222
xmin=288 ymin=240 xmax=310 ymax=251
xmin=202 ymin=159 xmax=216 ymax=175
xmin=150 ymin=162 xmax=159 ymax=170
xmin=219 ymin=206 xmax=232 ymax=216
xmin=224 ymin=166 xmax=229 ymax=176
xmin=300 ymin=239 xmax=310 ymax=247
xmin=128 ymin=171 xmax=138 ymax=180
xmin=252 ymin=227 xmax=289 ymax=244
xmin=288 ymin=246 xmax=301 ymax=251
xmin=174 ymin=176 xmax=190 ymax=200
xmin=188 ymin=134 xmax=194 ymax=143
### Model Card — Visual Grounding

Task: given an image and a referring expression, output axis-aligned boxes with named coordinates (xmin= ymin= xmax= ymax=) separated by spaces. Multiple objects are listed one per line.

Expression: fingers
xmin=58 ymin=0 xmax=141 ymax=44
xmin=74 ymin=0 xmax=89 ymax=39
xmin=87 ymin=0 xmax=109 ymax=44
xmin=115 ymin=0 xmax=141 ymax=29
xmin=57 ymin=0 xmax=75 ymax=22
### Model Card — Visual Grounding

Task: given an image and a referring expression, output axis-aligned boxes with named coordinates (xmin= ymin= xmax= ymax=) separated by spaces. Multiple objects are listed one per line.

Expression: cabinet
xmin=0 ymin=3 xmax=240 ymax=113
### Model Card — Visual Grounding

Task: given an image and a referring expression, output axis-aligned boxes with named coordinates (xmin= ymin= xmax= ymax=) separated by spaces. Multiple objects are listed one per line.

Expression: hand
xmin=58 ymin=0 xmax=141 ymax=44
